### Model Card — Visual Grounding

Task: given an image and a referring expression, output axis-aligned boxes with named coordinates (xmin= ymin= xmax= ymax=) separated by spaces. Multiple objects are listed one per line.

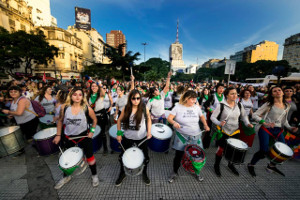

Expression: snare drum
xmin=109 ymin=124 xmax=121 ymax=152
xmin=33 ymin=127 xmax=59 ymax=156
xmin=59 ymin=147 xmax=86 ymax=176
xmin=148 ymin=123 xmax=172 ymax=152
xmin=181 ymin=144 xmax=206 ymax=175
xmin=122 ymin=147 xmax=144 ymax=176
xmin=269 ymin=142 xmax=293 ymax=164
xmin=0 ymin=126 xmax=26 ymax=157
xmin=224 ymin=138 xmax=248 ymax=164
xmin=39 ymin=114 xmax=55 ymax=129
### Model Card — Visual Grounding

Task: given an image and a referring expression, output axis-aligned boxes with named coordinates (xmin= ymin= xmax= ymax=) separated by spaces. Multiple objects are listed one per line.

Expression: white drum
xmin=58 ymin=147 xmax=86 ymax=176
xmin=122 ymin=147 xmax=144 ymax=176
xmin=148 ymin=123 xmax=173 ymax=152
xmin=110 ymin=107 xmax=116 ymax=115
xmin=39 ymin=114 xmax=55 ymax=129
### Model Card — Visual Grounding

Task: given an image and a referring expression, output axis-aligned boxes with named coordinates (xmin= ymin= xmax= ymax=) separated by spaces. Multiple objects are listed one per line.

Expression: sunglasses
xmin=103 ymin=87 xmax=106 ymax=89
xmin=72 ymin=93 xmax=83 ymax=96
xmin=131 ymin=97 xmax=140 ymax=100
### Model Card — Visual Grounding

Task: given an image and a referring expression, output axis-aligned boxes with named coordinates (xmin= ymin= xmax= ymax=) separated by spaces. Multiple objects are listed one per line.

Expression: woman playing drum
xmin=167 ymin=90 xmax=210 ymax=183
xmin=146 ymin=71 xmax=172 ymax=124
xmin=115 ymin=89 xmax=152 ymax=186
xmin=247 ymin=86 xmax=298 ymax=177
xmin=211 ymin=87 xmax=253 ymax=177
xmin=53 ymin=87 xmax=99 ymax=189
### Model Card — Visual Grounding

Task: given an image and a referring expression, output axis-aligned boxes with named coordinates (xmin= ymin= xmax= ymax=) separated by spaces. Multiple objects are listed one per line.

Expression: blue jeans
xmin=258 ymin=127 xmax=285 ymax=153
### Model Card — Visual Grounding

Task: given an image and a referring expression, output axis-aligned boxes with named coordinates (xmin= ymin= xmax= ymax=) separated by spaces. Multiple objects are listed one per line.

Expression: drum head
xmin=227 ymin=138 xmax=248 ymax=150
xmin=109 ymin=124 xmax=118 ymax=138
xmin=274 ymin=142 xmax=293 ymax=157
xmin=92 ymin=125 xmax=101 ymax=138
xmin=0 ymin=126 xmax=20 ymax=137
xmin=122 ymin=147 xmax=144 ymax=169
xmin=185 ymin=145 xmax=205 ymax=161
xmin=151 ymin=123 xmax=172 ymax=139
xmin=34 ymin=127 xmax=57 ymax=140
xmin=39 ymin=115 xmax=54 ymax=124
xmin=59 ymin=147 xmax=83 ymax=169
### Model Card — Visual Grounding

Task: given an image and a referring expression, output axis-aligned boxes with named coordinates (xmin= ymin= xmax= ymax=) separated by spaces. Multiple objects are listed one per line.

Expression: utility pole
xmin=141 ymin=42 xmax=148 ymax=62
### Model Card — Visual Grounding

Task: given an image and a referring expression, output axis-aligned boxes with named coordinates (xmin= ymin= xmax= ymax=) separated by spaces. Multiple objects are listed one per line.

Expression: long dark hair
xmin=200 ymin=87 xmax=210 ymax=99
xmin=267 ymin=86 xmax=287 ymax=107
xmin=87 ymin=82 xmax=101 ymax=103
xmin=148 ymin=87 xmax=157 ymax=99
xmin=122 ymin=90 xmax=144 ymax=130
xmin=38 ymin=85 xmax=51 ymax=102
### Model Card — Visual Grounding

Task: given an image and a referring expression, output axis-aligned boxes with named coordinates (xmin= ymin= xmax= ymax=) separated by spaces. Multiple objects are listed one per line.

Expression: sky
xmin=50 ymin=0 xmax=300 ymax=66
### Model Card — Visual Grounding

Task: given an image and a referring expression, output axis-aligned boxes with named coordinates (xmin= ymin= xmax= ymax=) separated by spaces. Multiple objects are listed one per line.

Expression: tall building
xmin=106 ymin=30 xmax=126 ymax=56
xmin=230 ymin=40 xmax=279 ymax=63
xmin=68 ymin=26 xmax=106 ymax=66
xmin=169 ymin=20 xmax=186 ymax=73
xmin=283 ymin=33 xmax=300 ymax=70
xmin=34 ymin=26 xmax=83 ymax=80
xmin=202 ymin=59 xmax=221 ymax=68
xmin=24 ymin=0 xmax=57 ymax=27
xmin=0 ymin=0 xmax=34 ymax=32
xmin=185 ymin=64 xmax=198 ymax=74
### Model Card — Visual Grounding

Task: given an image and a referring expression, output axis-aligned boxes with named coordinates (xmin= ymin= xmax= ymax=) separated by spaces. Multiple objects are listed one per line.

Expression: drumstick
xmin=58 ymin=146 xmax=68 ymax=165
xmin=119 ymin=143 xmax=130 ymax=160
xmin=138 ymin=138 xmax=148 ymax=147
xmin=68 ymin=135 xmax=89 ymax=140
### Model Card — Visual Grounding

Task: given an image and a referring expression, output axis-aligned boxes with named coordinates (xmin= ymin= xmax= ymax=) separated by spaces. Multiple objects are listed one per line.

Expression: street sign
xmin=225 ymin=60 xmax=236 ymax=75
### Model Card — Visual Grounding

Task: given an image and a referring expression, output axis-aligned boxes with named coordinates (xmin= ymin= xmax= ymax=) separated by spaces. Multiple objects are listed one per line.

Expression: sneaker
xmin=266 ymin=164 xmax=285 ymax=176
xmin=247 ymin=164 xmax=256 ymax=177
xmin=214 ymin=164 xmax=221 ymax=177
xmin=228 ymin=163 xmax=239 ymax=176
xmin=92 ymin=175 xmax=99 ymax=187
xmin=115 ymin=172 xmax=126 ymax=187
xmin=142 ymin=173 xmax=151 ymax=185
xmin=196 ymin=175 xmax=204 ymax=182
xmin=168 ymin=172 xmax=178 ymax=183
xmin=54 ymin=176 xmax=72 ymax=190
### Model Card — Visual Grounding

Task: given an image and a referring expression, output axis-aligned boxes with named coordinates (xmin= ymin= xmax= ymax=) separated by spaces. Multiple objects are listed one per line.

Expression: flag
xmin=42 ymin=71 xmax=46 ymax=83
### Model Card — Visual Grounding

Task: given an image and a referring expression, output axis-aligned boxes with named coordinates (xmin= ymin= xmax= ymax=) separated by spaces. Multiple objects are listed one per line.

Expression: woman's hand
xmin=173 ymin=122 xmax=181 ymax=129
xmin=247 ymin=124 xmax=254 ymax=128
xmin=1 ymin=109 xmax=9 ymax=114
xmin=204 ymin=125 xmax=210 ymax=132
xmin=147 ymin=132 xmax=152 ymax=139
xmin=263 ymin=122 xmax=275 ymax=128
xmin=53 ymin=135 xmax=61 ymax=145
xmin=87 ymin=132 xmax=93 ymax=138
xmin=220 ymin=121 xmax=226 ymax=126
xmin=291 ymin=127 xmax=298 ymax=133
xmin=117 ymin=135 xmax=122 ymax=143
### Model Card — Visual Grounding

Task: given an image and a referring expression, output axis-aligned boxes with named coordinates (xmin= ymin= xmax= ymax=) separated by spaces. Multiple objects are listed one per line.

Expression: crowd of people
xmin=0 ymin=74 xmax=299 ymax=190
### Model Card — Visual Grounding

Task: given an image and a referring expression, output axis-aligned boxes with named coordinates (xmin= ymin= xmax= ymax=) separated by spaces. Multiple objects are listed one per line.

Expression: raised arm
xmin=163 ymin=71 xmax=172 ymax=94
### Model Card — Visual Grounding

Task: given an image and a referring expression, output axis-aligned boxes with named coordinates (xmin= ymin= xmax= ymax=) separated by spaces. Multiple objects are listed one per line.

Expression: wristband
xmin=90 ymin=127 xmax=95 ymax=133
xmin=117 ymin=130 xmax=124 ymax=136
xmin=259 ymin=120 xmax=265 ymax=124
xmin=209 ymin=108 xmax=213 ymax=112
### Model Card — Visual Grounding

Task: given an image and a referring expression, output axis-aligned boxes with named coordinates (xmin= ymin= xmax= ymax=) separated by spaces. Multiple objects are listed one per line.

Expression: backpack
xmin=21 ymin=97 xmax=46 ymax=117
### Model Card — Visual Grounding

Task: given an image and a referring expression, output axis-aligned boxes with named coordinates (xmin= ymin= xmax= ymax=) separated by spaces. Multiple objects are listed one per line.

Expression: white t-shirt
xmin=123 ymin=112 xmax=147 ymax=140
xmin=146 ymin=91 xmax=165 ymax=116
xmin=241 ymin=98 xmax=253 ymax=116
xmin=35 ymin=95 xmax=55 ymax=114
xmin=164 ymin=91 xmax=173 ymax=109
xmin=171 ymin=104 xmax=203 ymax=136
xmin=116 ymin=94 xmax=128 ymax=112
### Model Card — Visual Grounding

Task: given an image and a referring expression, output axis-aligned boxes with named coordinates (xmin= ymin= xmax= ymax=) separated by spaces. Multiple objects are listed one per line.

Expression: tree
xmin=0 ymin=27 xmax=58 ymax=77
xmin=137 ymin=58 xmax=170 ymax=81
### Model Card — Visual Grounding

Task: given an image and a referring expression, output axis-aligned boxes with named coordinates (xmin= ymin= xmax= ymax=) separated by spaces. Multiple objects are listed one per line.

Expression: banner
xmin=224 ymin=60 xmax=236 ymax=75
xmin=75 ymin=7 xmax=91 ymax=30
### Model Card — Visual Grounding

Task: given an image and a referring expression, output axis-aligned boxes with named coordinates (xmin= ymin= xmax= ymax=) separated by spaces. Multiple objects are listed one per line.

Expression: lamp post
xmin=141 ymin=42 xmax=148 ymax=62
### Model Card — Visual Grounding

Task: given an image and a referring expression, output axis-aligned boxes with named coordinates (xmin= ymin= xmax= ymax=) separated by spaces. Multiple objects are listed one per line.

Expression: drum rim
xmin=273 ymin=142 xmax=293 ymax=158
xmin=0 ymin=126 xmax=21 ymax=137
xmin=269 ymin=148 xmax=288 ymax=161
xmin=184 ymin=144 xmax=206 ymax=162
xmin=59 ymin=147 xmax=84 ymax=170
xmin=39 ymin=115 xmax=55 ymax=124
xmin=34 ymin=128 xmax=57 ymax=140
xmin=151 ymin=123 xmax=172 ymax=139
xmin=122 ymin=147 xmax=144 ymax=168
xmin=226 ymin=138 xmax=248 ymax=150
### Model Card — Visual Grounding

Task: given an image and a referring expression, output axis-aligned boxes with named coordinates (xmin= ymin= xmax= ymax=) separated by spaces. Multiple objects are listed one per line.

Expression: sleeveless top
xmin=123 ymin=112 xmax=147 ymax=140
xmin=10 ymin=96 xmax=36 ymax=124
xmin=211 ymin=93 xmax=225 ymax=111
xmin=63 ymin=107 xmax=88 ymax=136
xmin=35 ymin=95 xmax=55 ymax=114
xmin=89 ymin=97 xmax=105 ymax=113
xmin=103 ymin=94 xmax=111 ymax=109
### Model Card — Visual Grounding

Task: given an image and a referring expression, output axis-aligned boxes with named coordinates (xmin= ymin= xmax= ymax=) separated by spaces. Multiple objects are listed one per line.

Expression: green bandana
xmin=204 ymin=95 xmax=208 ymax=100
xmin=170 ymin=90 xmax=174 ymax=92
xmin=112 ymin=88 xmax=116 ymax=92
xmin=215 ymin=93 xmax=223 ymax=102
xmin=165 ymin=92 xmax=169 ymax=98
xmin=90 ymin=93 xmax=97 ymax=104
xmin=149 ymin=95 xmax=161 ymax=102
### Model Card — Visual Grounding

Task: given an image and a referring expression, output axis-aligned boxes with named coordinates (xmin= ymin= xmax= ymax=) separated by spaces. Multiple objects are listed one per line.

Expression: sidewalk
xmin=0 ymin=134 xmax=299 ymax=200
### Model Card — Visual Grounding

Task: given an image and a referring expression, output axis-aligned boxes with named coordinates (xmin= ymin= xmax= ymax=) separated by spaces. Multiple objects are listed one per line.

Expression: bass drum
xmin=0 ymin=126 xmax=26 ymax=157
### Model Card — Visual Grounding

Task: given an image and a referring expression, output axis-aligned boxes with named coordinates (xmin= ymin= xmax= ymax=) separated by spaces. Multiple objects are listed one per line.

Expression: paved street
xmin=0 ymin=133 xmax=300 ymax=200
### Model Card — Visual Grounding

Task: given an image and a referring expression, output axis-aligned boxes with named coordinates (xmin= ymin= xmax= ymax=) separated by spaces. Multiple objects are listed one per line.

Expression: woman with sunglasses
xmin=2 ymin=86 xmax=39 ymax=142
xmin=115 ymin=89 xmax=152 ymax=187
xmin=147 ymin=71 xmax=172 ymax=124
xmin=53 ymin=87 xmax=99 ymax=189
xmin=167 ymin=90 xmax=210 ymax=183
xmin=114 ymin=76 xmax=135 ymax=122
xmin=87 ymin=82 xmax=109 ymax=155
xmin=247 ymin=86 xmax=298 ymax=177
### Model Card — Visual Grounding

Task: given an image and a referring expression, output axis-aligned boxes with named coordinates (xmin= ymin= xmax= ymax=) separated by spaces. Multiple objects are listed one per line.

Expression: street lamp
xmin=141 ymin=42 xmax=148 ymax=62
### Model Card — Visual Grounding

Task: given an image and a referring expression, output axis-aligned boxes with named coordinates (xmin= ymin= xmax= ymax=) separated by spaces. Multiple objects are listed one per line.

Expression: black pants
xmin=173 ymin=150 xmax=185 ymax=173
xmin=96 ymin=111 xmax=108 ymax=151
xmin=19 ymin=117 xmax=39 ymax=140
xmin=118 ymin=136 xmax=149 ymax=174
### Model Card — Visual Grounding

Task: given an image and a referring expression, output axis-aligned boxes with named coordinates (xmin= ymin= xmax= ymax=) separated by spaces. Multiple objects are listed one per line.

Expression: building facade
xmin=201 ymin=59 xmax=221 ymax=68
xmin=24 ymin=0 xmax=57 ymax=27
xmin=35 ymin=26 xmax=83 ymax=80
xmin=106 ymin=30 xmax=126 ymax=56
xmin=185 ymin=64 xmax=198 ymax=74
xmin=230 ymin=40 xmax=279 ymax=63
xmin=0 ymin=0 xmax=34 ymax=32
xmin=283 ymin=33 xmax=300 ymax=70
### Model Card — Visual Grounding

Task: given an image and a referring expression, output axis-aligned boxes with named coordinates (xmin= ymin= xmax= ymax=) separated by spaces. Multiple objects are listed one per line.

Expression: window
xmin=21 ymin=24 xmax=26 ymax=31
xmin=48 ymin=31 xmax=55 ymax=39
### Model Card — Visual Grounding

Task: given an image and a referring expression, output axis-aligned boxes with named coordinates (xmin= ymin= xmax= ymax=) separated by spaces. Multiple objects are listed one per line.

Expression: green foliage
xmin=137 ymin=58 xmax=170 ymax=81
xmin=0 ymin=27 xmax=58 ymax=77
xmin=172 ymin=72 xmax=194 ymax=82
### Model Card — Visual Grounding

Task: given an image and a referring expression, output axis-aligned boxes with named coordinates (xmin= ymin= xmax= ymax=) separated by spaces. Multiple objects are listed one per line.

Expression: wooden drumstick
xmin=58 ymin=146 xmax=68 ymax=165
xmin=68 ymin=135 xmax=89 ymax=140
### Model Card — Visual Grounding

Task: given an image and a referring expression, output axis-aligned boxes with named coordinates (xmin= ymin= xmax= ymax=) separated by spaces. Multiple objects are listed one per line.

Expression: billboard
xmin=75 ymin=7 xmax=91 ymax=30
xmin=224 ymin=60 xmax=236 ymax=75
